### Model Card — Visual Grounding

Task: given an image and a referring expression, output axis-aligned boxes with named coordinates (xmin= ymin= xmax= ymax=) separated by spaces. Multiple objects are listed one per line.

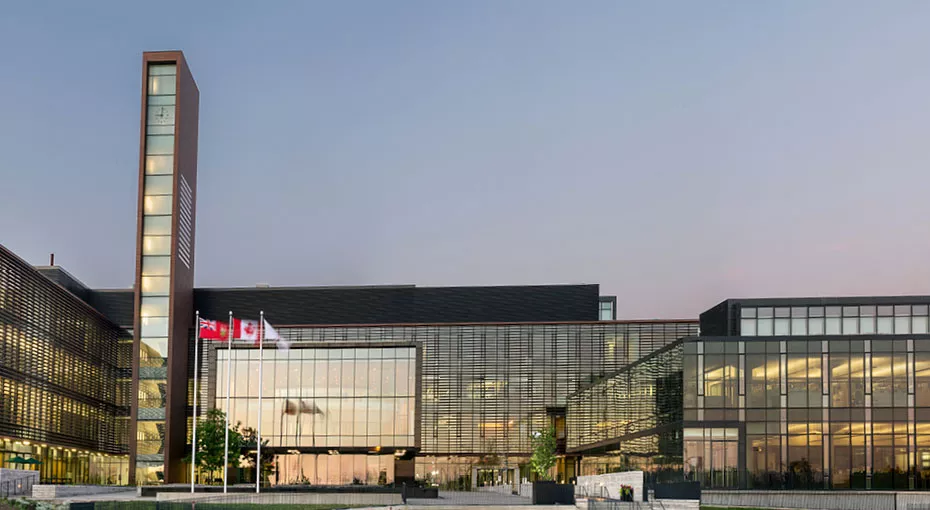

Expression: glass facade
xmin=271 ymin=453 xmax=397 ymax=486
xmin=136 ymin=61 xmax=178 ymax=484
xmin=214 ymin=345 xmax=416 ymax=485
xmin=216 ymin=346 xmax=417 ymax=450
xmin=739 ymin=304 xmax=930 ymax=337
xmin=683 ymin=335 xmax=930 ymax=490
xmin=567 ymin=343 xmax=684 ymax=482
xmin=196 ymin=321 xmax=697 ymax=485
xmin=0 ymin=245 xmax=130 ymax=484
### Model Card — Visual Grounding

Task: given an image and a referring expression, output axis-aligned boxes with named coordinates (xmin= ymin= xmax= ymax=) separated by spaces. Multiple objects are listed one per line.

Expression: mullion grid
xmin=278 ymin=321 xmax=697 ymax=461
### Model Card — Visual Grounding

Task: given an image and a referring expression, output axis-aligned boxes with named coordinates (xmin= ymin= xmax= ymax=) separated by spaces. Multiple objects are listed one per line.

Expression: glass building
xmin=0 ymin=245 xmax=130 ymax=484
xmin=11 ymin=48 xmax=930 ymax=495
xmin=682 ymin=297 xmax=930 ymax=490
xmin=567 ymin=297 xmax=930 ymax=492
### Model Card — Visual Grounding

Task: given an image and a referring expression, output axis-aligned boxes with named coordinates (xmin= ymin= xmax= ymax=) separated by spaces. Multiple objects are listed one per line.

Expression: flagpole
xmin=224 ymin=311 xmax=233 ymax=493
xmin=191 ymin=311 xmax=200 ymax=493
xmin=257 ymin=310 xmax=264 ymax=493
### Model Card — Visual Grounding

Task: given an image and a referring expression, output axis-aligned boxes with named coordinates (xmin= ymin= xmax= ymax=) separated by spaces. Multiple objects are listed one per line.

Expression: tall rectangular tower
xmin=131 ymin=51 xmax=199 ymax=484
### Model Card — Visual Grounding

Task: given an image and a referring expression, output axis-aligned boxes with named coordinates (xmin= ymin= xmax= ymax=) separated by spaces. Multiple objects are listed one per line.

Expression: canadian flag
xmin=233 ymin=319 xmax=260 ymax=341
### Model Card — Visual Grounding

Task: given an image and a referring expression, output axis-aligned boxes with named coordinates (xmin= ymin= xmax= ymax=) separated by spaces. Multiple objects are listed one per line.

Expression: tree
xmin=530 ymin=426 xmax=557 ymax=481
xmin=241 ymin=426 xmax=276 ymax=485
xmin=185 ymin=408 xmax=244 ymax=483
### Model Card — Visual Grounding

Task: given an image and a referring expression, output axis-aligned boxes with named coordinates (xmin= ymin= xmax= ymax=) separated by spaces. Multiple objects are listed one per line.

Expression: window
xmin=142 ymin=236 xmax=171 ymax=255
xmin=143 ymin=216 xmax=172 ymax=236
xmin=145 ymin=155 xmax=173 ymax=175
xmin=683 ymin=428 xmax=739 ymax=489
xmin=147 ymin=75 xmax=176 ymax=95
xmin=141 ymin=256 xmax=171 ymax=276
xmin=599 ymin=300 xmax=615 ymax=321
xmin=144 ymin=175 xmax=173 ymax=196
xmin=143 ymin=196 xmax=172 ymax=215
xmin=774 ymin=318 xmax=790 ymax=335
xmin=141 ymin=276 xmax=170 ymax=296
xmin=916 ymin=353 xmax=930 ymax=406
xmin=878 ymin=317 xmax=893 ymax=334
xmin=145 ymin=135 xmax=175 ymax=155
xmin=791 ymin=317 xmax=807 ymax=336
xmin=140 ymin=317 xmax=169 ymax=337
xmin=757 ymin=319 xmax=773 ymax=336
xmin=915 ymin=316 xmax=929 ymax=334
xmin=140 ymin=297 xmax=169 ymax=318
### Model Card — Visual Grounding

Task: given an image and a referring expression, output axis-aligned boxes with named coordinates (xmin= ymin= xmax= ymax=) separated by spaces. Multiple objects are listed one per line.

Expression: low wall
xmin=1 ymin=469 xmax=39 ymax=498
xmin=702 ymin=490 xmax=930 ymax=510
xmin=155 ymin=491 xmax=402 ymax=506
xmin=32 ymin=485 xmax=131 ymax=499
xmin=141 ymin=484 xmax=403 ymax=496
xmin=576 ymin=471 xmax=644 ymax=502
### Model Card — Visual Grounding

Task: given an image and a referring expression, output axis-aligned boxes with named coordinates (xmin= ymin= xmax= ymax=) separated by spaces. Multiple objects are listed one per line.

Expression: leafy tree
xmin=530 ymin=426 xmax=557 ymax=481
xmin=185 ymin=408 xmax=244 ymax=483
xmin=241 ymin=426 xmax=276 ymax=485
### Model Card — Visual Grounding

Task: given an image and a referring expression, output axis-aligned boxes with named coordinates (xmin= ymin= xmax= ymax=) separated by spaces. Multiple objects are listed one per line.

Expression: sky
xmin=1 ymin=1 xmax=929 ymax=319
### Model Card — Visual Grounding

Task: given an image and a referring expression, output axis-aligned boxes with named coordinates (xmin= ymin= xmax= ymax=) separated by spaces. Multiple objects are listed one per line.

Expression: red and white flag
xmin=233 ymin=319 xmax=260 ymax=341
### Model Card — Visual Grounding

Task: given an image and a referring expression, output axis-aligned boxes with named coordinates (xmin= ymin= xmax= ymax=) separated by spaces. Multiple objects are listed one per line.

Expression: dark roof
xmin=35 ymin=266 xmax=91 ymax=302
xmin=193 ymin=284 xmax=599 ymax=325
xmin=710 ymin=296 xmax=930 ymax=308
xmin=38 ymin=281 xmax=598 ymax=329
xmin=1 ymin=246 xmax=123 ymax=332
xmin=16 ymin=247 xmax=605 ymax=328
xmin=87 ymin=289 xmax=136 ymax=328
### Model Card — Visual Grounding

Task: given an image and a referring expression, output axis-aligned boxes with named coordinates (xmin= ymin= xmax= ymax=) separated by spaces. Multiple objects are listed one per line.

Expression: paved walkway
xmin=407 ymin=489 xmax=533 ymax=506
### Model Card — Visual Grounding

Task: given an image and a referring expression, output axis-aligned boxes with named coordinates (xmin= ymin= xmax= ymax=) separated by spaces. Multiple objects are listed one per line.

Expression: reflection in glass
xmin=145 ymin=155 xmax=173 ymax=175
xmin=143 ymin=216 xmax=172 ymax=236
xmin=144 ymin=196 xmax=173 ymax=215
xmin=145 ymin=135 xmax=175 ymax=155
xmin=142 ymin=235 xmax=171 ymax=255
xmin=147 ymin=75 xmax=176 ymax=95
xmin=757 ymin=319 xmax=773 ymax=336
xmin=140 ymin=317 xmax=169 ymax=337
xmin=220 ymin=347 xmax=416 ymax=450
xmin=141 ymin=256 xmax=171 ymax=276
xmin=144 ymin=175 xmax=174 ymax=195
xmin=148 ymin=64 xmax=177 ymax=76
xmin=141 ymin=276 xmax=170 ymax=295
xmin=140 ymin=297 xmax=169 ymax=318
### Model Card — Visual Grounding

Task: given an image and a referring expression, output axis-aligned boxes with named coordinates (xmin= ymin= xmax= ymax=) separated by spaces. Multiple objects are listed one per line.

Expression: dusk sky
xmin=1 ymin=1 xmax=929 ymax=319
